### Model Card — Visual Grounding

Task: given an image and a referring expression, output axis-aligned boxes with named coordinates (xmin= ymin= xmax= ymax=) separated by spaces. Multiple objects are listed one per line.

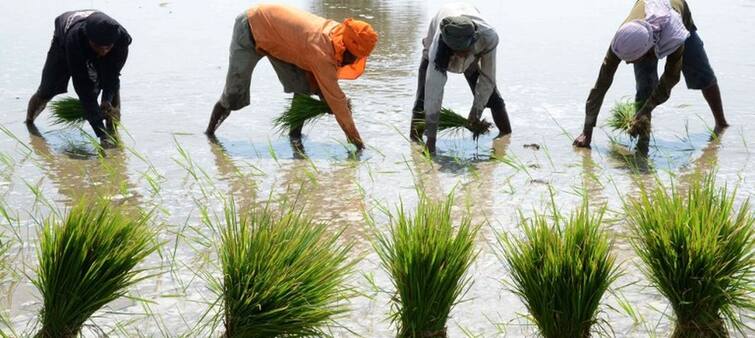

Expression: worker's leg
xmin=269 ymin=58 xmax=318 ymax=138
xmin=464 ymin=64 xmax=511 ymax=137
xmin=410 ymin=57 xmax=429 ymax=142
xmin=631 ymin=56 xmax=659 ymax=142
xmin=27 ymin=37 xmax=70 ymax=124
xmin=207 ymin=12 xmax=264 ymax=136
xmin=633 ymin=56 xmax=658 ymax=107
xmin=682 ymin=31 xmax=728 ymax=133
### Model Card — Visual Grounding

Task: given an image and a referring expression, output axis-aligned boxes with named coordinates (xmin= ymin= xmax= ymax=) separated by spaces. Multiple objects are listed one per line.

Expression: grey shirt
xmin=422 ymin=3 xmax=499 ymax=138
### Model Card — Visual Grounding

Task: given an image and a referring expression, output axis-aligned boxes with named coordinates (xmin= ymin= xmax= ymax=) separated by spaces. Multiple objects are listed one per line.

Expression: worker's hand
xmin=573 ymin=130 xmax=592 ymax=148
xmin=467 ymin=107 xmax=482 ymax=124
xmin=349 ymin=136 xmax=365 ymax=151
xmin=100 ymin=101 xmax=112 ymax=114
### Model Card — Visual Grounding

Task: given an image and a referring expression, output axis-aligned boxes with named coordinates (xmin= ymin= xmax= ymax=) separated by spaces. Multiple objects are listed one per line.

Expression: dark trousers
xmin=411 ymin=57 xmax=511 ymax=136
xmin=633 ymin=31 xmax=717 ymax=104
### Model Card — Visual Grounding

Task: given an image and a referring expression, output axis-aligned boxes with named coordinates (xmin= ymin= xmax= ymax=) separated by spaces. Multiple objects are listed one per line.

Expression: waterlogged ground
xmin=1 ymin=0 xmax=754 ymax=336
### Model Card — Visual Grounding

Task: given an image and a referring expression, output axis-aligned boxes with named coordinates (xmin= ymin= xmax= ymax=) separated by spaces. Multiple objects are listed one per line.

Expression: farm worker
xmin=205 ymin=4 xmax=378 ymax=151
xmin=410 ymin=2 xmax=511 ymax=154
xmin=26 ymin=10 xmax=131 ymax=148
xmin=573 ymin=0 xmax=728 ymax=148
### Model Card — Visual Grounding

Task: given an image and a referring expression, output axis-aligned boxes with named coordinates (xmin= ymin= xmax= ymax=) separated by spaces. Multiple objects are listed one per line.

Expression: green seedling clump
xmin=500 ymin=200 xmax=620 ymax=338
xmin=217 ymin=200 xmax=356 ymax=337
xmin=273 ymin=95 xmax=333 ymax=134
xmin=607 ymin=100 xmax=637 ymax=132
xmin=413 ymin=108 xmax=492 ymax=137
xmin=626 ymin=174 xmax=755 ymax=338
xmin=33 ymin=199 xmax=157 ymax=338
xmin=373 ymin=194 xmax=480 ymax=338
xmin=49 ymin=97 xmax=86 ymax=126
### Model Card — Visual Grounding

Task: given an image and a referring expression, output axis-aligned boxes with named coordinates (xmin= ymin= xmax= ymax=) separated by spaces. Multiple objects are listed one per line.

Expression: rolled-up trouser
xmin=219 ymin=12 xmax=316 ymax=111
xmin=633 ymin=30 xmax=717 ymax=104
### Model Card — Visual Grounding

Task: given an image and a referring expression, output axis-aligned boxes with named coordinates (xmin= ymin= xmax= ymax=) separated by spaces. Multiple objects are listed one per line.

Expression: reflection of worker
xmin=574 ymin=0 xmax=728 ymax=148
xmin=205 ymin=4 xmax=378 ymax=150
xmin=410 ymin=3 xmax=511 ymax=153
xmin=27 ymin=11 xmax=131 ymax=148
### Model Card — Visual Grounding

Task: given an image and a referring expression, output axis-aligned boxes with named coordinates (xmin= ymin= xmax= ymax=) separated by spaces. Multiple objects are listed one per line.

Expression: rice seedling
xmin=372 ymin=194 xmax=480 ymax=337
xmin=607 ymin=99 xmax=638 ymax=132
xmin=499 ymin=199 xmax=620 ymax=338
xmin=272 ymin=95 xmax=332 ymax=134
xmin=215 ymin=199 xmax=356 ymax=337
xmin=49 ymin=97 xmax=86 ymax=126
xmin=413 ymin=108 xmax=492 ymax=137
xmin=625 ymin=174 xmax=755 ymax=338
xmin=33 ymin=199 xmax=158 ymax=338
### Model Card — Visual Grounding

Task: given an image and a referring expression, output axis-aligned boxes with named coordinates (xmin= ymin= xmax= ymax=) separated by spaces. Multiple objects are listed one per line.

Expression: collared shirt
xmin=584 ymin=0 xmax=695 ymax=129
xmin=422 ymin=3 xmax=499 ymax=138
xmin=247 ymin=4 xmax=361 ymax=144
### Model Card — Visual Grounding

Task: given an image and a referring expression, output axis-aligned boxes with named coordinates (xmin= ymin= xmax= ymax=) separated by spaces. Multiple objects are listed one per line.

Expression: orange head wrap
xmin=342 ymin=18 xmax=377 ymax=58
xmin=331 ymin=18 xmax=378 ymax=80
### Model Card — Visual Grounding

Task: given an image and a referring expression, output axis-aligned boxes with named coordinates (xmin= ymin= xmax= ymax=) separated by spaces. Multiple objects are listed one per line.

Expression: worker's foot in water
xmin=26 ymin=93 xmax=49 ymax=124
xmin=409 ymin=111 xmax=425 ymax=143
xmin=712 ymin=123 xmax=729 ymax=138
xmin=205 ymin=102 xmax=231 ymax=136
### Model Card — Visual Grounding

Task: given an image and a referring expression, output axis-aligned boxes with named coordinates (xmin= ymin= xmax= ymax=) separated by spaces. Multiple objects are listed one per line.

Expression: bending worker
xmin=27 ymin=10 xmax=131 ymax=148
xmin=205 ymin=3 xmax=378 ymax=150
xmin=410 ymin=2 xmax=511 ymax=153
xmin=574 ymin=0 xmax=728 ymax=148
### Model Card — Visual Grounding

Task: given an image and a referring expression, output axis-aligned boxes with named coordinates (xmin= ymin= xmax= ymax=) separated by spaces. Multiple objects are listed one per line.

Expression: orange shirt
xmin=248 ymin=4 xmax=361 ymax=145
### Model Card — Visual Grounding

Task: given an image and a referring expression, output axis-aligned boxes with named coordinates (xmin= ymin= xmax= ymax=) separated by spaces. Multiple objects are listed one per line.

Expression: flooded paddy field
xmin=0 ymin=0 xmax=753 ymax=336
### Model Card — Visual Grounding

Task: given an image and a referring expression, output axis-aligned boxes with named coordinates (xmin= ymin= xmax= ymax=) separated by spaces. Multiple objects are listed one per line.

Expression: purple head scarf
xmin=611 ymin=0 xmax=690 ymax=61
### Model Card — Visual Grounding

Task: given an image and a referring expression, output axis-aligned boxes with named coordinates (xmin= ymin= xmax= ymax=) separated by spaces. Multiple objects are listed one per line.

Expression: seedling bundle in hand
xmin=413 ymin=108 xmax=492 ymax=137
xmin=50 ymin=97 xmax=86 ymax=126
xmin=273 ymin=95 xmax=335 ymax=134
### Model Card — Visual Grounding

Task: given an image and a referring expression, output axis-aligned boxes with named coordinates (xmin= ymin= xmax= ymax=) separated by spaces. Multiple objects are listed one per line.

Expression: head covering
xmin=645 ymin=0 xmax=689 ymax=59
xmin=332 ymin=19 xmax=378 ymax=80
xmin=85 ymin=12 xmax=120 ymax=46
xmin=440 ymin=16 xmax=477 ymax=51
xmin=611 ymin=20 xmax=654 ymax=61
xmin=612 ymin=0 xmax=690 ymax=61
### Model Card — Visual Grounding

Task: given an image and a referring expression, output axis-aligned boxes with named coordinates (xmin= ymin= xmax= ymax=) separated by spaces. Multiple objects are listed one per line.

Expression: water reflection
xmin=25 ymin=125 xmax=139 ymax=207
xmin=207 ymin=136 xmax=259 ymax=210
xmin=275 ymin=157 xmax=366 ymax=243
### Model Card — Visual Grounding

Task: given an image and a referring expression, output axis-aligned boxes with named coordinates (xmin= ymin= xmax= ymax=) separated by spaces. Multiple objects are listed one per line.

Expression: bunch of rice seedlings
xmin=33 ymin=199 xmax=157 ymax=338
xmin=413 ymin=108 xmax=492 ymax=137
xmin=372 ymin=194 xmax=480 ymax=337
xmin=217 ymin=200 xmax=356 ymax=337
xmin=625 ymin=174 xmax=755 ymax=337
xmin=607 ymin=99 xmax=637 ymax=132
xmin=499 ymin=199 xmax=620 ymax=338
xmin=273 ymin=95 xmax=332 ymax=134
xmin=49 ymin=97 xmax=86 ymax=126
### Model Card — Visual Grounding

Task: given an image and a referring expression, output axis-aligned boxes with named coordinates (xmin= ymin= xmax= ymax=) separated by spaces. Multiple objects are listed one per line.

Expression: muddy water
xmin=1 ymin=0 xmax=753 ymax=336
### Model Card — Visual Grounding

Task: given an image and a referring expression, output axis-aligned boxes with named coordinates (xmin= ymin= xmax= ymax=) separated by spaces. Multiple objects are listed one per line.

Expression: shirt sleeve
xmin=471 ymin=38 xmax=497 ymax=114
xmin=423 ymin=56 xmax=448 ymax=139
xmin=65 ymin=35 xmax=106 ymax=137
xmin=584 ymin=48 xmax=621 ymax=129
xmin=101 ymin=39 xmax=129 ymax=103
xmin=312 ymin=65 xmax=362 ymax=146
xmin=641 ymin=46 xmax=684 ymax=113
